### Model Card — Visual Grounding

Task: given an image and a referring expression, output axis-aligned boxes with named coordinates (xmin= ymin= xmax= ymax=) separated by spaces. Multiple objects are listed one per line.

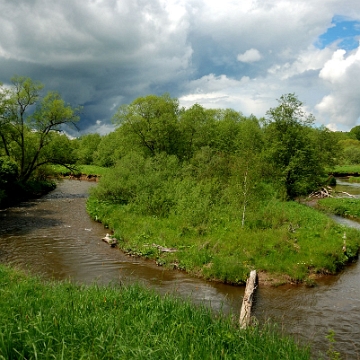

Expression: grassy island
xmin=87 ymin=196 xmax=360 ymax=285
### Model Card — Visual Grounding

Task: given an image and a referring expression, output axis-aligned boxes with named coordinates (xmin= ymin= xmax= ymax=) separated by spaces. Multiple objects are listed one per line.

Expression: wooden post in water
xmin=239 ymin=270 xmax=257 ymax=329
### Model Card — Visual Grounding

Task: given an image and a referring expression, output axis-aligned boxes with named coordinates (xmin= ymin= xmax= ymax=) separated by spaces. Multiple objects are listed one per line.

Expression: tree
xmin=112 ymin=94 xmax=180 ymax=157
xmin=94 ymin=129 xmax=126 ymax=167
xmin=0 ymin=76 xmax=80 ymax=183
xmin=350 ymin=125 xmax=360 ymax=141
xmin=264 ymin=93 xmax=327 ymax=199
xmin=338 ymin=138 xmax=360 ymax=164
xmin=74 ymin=133 xmax=101 ymax=165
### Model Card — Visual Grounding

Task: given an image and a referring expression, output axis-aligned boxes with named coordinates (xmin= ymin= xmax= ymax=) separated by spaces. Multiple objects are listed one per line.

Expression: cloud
xmin=315 ymin=46 xmax=360 ymax=127
xmin=237 ymin=49 xmax=262 ymax=63
xmin=1 ymin=0 xmax=360 ymax=133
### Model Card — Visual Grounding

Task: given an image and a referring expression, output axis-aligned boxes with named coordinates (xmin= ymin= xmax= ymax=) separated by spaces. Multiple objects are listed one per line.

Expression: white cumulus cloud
xmin=316 ymin=45 xmax=360 ymax=127
xmin=237 ymin=48 xmax=262 ymax=63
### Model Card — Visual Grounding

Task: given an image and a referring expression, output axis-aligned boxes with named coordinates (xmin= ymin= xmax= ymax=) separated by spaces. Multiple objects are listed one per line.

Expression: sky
xmin=0 ymin=0 xmax=360 ymax=136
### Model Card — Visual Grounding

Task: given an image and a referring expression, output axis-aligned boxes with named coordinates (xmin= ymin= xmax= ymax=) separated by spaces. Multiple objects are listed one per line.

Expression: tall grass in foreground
xmin=0 ymin=265 xmax=310 ymax=359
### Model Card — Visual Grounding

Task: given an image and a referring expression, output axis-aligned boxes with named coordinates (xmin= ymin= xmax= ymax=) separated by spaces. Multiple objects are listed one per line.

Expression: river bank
xmin=0 ymin=264 xmax=311 ymax=359
xmin=0 ymin=179 xmax=56 ymax=209
xmin=86 ymin=194 xmax=360 ymax=287
xmin=1 ymin=179 xmax=360 ymax=357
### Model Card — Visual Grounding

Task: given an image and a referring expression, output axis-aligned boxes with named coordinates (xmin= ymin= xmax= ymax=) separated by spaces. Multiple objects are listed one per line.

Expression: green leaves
xmin=112 ymin=94 xmax=180 ymax=156
xmin=0 ymin=76 xmax=80 ymax=184
xmin=264 ymin=93 xmax=329 ymax=199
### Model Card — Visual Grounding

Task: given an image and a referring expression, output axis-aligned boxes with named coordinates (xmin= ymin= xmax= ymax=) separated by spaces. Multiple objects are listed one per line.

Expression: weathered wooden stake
xmin=239 ymin=270 xmax=257 ymax=329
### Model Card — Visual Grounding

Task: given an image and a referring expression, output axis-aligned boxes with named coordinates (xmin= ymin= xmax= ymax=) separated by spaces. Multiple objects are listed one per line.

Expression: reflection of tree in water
xmin=0 ymin=197 xmax=63 ymax=235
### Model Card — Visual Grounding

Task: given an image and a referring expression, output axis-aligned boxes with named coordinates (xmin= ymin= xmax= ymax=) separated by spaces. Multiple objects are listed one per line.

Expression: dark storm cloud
xmin=0 ymin=0 xmax=192 ymax=134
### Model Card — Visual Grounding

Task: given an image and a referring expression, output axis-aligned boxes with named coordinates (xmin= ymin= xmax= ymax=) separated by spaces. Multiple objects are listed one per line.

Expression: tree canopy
xmin=0 ymin=76 xmax=80 ymax=184
xmin=263 ymin=93 xmax=331 ymax=199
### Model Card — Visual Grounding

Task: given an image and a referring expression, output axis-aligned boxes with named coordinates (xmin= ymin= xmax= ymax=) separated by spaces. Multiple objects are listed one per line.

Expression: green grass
xmin=328 ymin=165 xmax=360 ymax=175
xmin=87 ymin=197 xmax=360 ymax=284
xmin=348 ymin=176 xmax=360 ymax=183
xmin=317 ymin=197 xmax=360 ymax=220
xmin=0 ymin=265 xmax=310 ymax=359
xmin=51 ymin=164 xmax=111 ymax=177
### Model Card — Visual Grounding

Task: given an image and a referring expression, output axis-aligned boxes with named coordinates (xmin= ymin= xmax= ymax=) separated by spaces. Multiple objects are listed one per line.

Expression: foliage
xmin=73 ymin=133 xmax=101 ymax=165
xmin=0 ymin=156 xmax=18 ymax=186
xmin=93 ymin=128 xmax=127 ymax=167
xmin=263 ymin=94 xmax=328 ymax=199
xmin=0 ymin=265 xmax=311 ymax=359
xmin=317 ymin=197 xmax=360 ymax=220
xmin=337 ymin=139 xmax=360 ymax=165
xmin=350 ymin=125 xmax=360 ymax=141
xmin=112 ymin=93 xmax=180 ymax=157
xmin=51 ymin=164 xmax=110 ymax=177
xmin=325 ymin=330 xmax=342 ymax=360
xmin=87 ymin=195 xmax=360 ymax=283
xmin=329 ymin=164 xmax=360 ymax=175
xmin=84 ymin=92 xmax=348 ymax=283
xmin=0 ymin=76 xmax=80 ymax=184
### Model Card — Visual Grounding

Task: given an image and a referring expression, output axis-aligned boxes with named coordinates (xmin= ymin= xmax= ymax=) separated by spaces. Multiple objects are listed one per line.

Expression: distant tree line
xmin=1 ymin=74 xmax=357 ymax=208
xmin=83 ymin=93 xmax=340 ymax=228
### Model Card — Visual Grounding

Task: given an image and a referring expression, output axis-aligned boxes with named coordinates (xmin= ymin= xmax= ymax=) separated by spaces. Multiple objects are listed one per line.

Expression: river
xmin=0 ymin=179 xmax=359 ymax=358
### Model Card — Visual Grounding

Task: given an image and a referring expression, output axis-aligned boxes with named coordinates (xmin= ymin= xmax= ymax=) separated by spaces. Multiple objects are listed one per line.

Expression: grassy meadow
xmin=87 ymin=196 xmax=360 ymax=285
xmin=0 ymin=265 xmax=311 ymax=359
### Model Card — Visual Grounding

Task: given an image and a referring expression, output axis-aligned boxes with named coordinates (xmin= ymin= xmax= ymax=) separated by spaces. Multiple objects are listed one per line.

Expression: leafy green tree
xmin=0 ymin=76 xmax=80 ymax=183
xmin=338 ymin=138 xmax=360 ymax=164
xmin=177 ymin=105 xmax=219 ymax=159
xmin=112 ymin=94 xmax=180 ymax=157
xmin=210 ymin=109 xmax=245 ymax=153
xmin=350 ymin=125 xmax=360 ymax=141
xmin=74 ymin=133 xmax=101 ymax=165
xmin=93 ymin=129 xmax=126 ymax=167
xmin=264 ymin=93 xmax=327 ymax=199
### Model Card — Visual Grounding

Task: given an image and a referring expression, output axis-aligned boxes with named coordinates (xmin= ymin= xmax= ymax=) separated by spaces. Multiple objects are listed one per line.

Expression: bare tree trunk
xmin=239 ymin=270 xmax=257 ymax=329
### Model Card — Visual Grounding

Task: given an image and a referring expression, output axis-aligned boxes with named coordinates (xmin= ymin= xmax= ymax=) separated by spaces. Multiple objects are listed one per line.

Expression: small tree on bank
xmin=0 ymin=76 xmax=80 ymax=184
xmin=264 ymin=93 xmax=328 ymax=199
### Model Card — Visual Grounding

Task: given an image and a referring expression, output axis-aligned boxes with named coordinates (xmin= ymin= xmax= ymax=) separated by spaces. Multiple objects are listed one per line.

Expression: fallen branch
xmin=336 ymin=191 xmax=355 ymax=198
xmin=239 ymin=270 xmax=257 ymax=329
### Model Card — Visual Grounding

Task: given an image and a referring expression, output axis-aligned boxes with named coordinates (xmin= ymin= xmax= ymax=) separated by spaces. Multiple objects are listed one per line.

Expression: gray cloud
xmin=0 ymin=0 xmax=360 ymax=134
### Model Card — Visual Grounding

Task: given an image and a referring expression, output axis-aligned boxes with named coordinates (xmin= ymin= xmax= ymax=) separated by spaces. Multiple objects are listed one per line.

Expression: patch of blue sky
xmin=316 ymin=16 xmax=360 ymax=51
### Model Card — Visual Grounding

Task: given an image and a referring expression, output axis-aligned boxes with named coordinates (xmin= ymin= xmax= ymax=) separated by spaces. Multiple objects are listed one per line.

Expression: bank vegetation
xmin=0 ymin=265 xmax=311 ymax=359
xmin=83 ymin=93 xmax=360 ymax=284
xmin=2 ymin=76 xmax=360 ymax=284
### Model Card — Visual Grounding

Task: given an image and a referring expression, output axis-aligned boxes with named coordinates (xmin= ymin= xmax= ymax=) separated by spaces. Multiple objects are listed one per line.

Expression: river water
xmin=0 ymin=179 xmax=359 ymax=358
